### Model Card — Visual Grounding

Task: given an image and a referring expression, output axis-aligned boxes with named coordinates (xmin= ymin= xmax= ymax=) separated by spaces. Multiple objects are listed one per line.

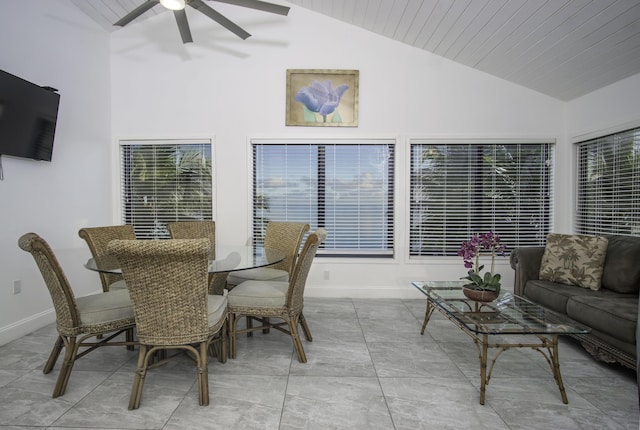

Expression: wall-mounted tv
xmin=0 ymin=69 xmax=60 ymax=162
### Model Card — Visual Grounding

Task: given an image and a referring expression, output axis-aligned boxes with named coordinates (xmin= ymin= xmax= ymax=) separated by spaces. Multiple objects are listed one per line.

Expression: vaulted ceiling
xmin=71 ymin=0 xmax=640 ymax=101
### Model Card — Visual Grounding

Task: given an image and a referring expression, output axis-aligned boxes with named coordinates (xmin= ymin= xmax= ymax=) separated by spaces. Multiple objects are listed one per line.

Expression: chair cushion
xmin=108 ymin=279 xmax=128 ymax=290
xmin=226 ymin=268 xmax=289 ymax=286
xmin=539 ymin=233 xmax=608 ymax=290
xmin=227 ymin=280 xmax=288 ymax=308
xmin=207 ymin=295 xmax=228 ymax=327
xmin=77 ymin=289 xmax=134 ymax=325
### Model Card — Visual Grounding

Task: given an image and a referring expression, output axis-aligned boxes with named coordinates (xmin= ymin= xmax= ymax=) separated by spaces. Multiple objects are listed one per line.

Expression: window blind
xmin=252 ymin=138 xmax=395 ymax=257
xmin=576 ymin=127 xmax=640 ymax=236
xmin=120 ymin=139 xmax=213 ymax=239
xmin=409 ymin=139 xmax=554 ymax=256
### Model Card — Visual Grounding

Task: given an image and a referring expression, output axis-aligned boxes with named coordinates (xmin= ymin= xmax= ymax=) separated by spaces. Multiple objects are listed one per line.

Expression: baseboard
xmin=305 ymin=286 xmax=425 ymax=299
xmin=0 ymin=309 xmax=55 ymax=346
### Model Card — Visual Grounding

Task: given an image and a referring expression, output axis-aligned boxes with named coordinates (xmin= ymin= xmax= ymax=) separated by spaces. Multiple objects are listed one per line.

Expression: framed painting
xmin=286 ymin=69 xmax=359 ymax=127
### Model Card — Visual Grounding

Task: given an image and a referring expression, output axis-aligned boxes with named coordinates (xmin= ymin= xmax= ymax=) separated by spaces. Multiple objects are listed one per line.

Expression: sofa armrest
xmin=637 ymin=293 xmax=640 ymax=408
xmin=509 ymin=247 xmax=545 ymax=296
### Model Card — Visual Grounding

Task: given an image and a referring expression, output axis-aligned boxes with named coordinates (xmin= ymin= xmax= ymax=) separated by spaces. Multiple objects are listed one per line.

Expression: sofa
xmin=510 ymin=234 xmax=640 ymax=371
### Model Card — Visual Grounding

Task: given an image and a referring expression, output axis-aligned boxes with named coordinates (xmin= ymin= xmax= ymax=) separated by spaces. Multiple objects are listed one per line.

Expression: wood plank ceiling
xmin=71 ymin=0 xmax=640 ymax=101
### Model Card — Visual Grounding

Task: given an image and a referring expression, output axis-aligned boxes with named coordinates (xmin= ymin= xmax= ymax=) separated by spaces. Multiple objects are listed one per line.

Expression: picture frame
xmin=286 ymin=69 xmax=359 ymax=127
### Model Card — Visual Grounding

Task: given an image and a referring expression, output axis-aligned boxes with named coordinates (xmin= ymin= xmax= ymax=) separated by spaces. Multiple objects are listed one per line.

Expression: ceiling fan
xmin=114 ymin=0 xmax=290 ymax=44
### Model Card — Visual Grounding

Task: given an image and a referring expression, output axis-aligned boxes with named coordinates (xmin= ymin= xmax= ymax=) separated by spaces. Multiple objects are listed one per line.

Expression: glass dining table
xmin=85 ymin=244 xmax=286 ymax=295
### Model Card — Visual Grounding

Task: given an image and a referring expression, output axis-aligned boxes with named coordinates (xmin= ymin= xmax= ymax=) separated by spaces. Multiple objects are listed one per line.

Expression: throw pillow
xmin=539 ymin=233 xmax=608 ymax=291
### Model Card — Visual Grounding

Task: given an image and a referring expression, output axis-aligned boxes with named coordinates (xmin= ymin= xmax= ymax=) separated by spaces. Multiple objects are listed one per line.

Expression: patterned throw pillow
xmin=539 ymin=233 xmax=608 ymax=291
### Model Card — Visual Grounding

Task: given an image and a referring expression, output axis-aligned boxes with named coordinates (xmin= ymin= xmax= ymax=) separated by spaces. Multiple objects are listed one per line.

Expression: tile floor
xmin=0 ymin=298 xmax=638 ymax=429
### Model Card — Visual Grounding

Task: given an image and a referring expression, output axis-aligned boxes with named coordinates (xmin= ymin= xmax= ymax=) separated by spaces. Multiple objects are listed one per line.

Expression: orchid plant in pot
xmin=458 ymin=231 xmax=506 ymax=301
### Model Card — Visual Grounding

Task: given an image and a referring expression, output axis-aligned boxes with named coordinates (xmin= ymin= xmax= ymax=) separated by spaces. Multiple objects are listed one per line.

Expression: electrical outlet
xmin=12 ymin=280 xmax=21 ymax=295
xmin=323 ymin=270 xmax=330 ymax=280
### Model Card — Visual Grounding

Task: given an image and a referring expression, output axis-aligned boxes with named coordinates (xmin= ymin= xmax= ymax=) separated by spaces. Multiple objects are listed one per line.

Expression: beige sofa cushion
xmin=539 ymin=233 xmax=608 ymax=291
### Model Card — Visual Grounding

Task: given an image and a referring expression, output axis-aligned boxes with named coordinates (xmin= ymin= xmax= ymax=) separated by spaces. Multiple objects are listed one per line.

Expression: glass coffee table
xmin=412 ymin=281 xmax=591 ymax=405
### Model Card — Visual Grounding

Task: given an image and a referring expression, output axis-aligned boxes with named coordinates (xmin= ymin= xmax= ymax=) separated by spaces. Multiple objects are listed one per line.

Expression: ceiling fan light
xmin=160 ymin=0 xmax=186 ymax=10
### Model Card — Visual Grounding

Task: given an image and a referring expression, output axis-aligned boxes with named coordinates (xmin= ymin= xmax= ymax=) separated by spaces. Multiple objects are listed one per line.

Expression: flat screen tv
xmin=0 ymin=69 xmax=60 ymax=162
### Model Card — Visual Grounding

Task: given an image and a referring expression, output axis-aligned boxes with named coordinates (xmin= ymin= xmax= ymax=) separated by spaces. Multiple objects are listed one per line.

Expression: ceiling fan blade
xmin=114 ymin=0 xmax=160 ymax=27
xmin=210 ymin=0 xmax=290 ymax=16
xmin=174 ymin=9 xmax=193 ymax=43
xmin=189 ymin=0 xmax=251 ymax=40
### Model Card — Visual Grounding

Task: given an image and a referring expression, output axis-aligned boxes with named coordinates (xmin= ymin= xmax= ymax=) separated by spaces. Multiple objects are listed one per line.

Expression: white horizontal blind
xmin=576 ymin=127 xmax=640 ymax=236
xmin=409 ymin=140 xmax=554 ymax=256
xmin=120 ymin=139 xmax=213 ymax=239
xmin=252 ymin=138 xmax=395 ymax=257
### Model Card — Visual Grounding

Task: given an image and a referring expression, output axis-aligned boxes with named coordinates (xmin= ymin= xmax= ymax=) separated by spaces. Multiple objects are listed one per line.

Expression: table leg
xmin=549 ymin=335 xmax=569 ymax=404
xmin=479 ymin=334 xmax=488 ymax=405
xmin=420 ymin=299 xmax=435 ymax=335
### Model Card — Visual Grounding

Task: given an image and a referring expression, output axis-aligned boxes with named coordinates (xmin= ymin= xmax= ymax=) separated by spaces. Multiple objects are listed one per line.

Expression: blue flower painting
xmin=294 ymin=80 xmax=349 ymax=123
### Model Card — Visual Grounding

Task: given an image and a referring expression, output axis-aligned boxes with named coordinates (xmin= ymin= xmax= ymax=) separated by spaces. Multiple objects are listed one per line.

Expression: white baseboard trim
xmin=305 ymin=286 xmax=425 ymax=299
xmin=0 ymin=309 xmax=55 ymax=346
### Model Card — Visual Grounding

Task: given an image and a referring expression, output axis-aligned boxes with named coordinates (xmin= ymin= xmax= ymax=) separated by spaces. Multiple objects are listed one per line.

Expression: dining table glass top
xmin=85 ymin=244 xmax=286 ymax=274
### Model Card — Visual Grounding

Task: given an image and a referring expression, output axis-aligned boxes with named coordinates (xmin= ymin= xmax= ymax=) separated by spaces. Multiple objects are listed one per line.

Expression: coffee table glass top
xmin=412 ymin=281 xmax=590 ymax=335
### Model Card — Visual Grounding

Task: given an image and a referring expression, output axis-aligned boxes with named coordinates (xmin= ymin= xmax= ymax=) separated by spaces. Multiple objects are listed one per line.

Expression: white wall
xmin=0 ymin=0 xmax=111 ymax=343
xmin=567 ymin=73 xmax=640 ymax=138
xmin=110 ymin=5 xmax=564 ymax=299
xmin=6 ymin=1 xmax=635 ymax=344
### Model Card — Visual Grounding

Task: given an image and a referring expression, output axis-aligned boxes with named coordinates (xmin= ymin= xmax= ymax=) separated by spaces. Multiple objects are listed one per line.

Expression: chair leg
xmin=288 ymin=317 xmax=307 ymax=363
xmin=53 ymin=336 xmax=78 ymax=398
xmin=262 ymin=317 xmax=271 ymax=334
xmin=299 ymin=312 xmax=313 ymax=342
xmin=198 ymin=342 xmax=210 ymax=406
xmin=126 ymin=327 xmax=135 ymax=351
xmin=220 ymin=319 xmax=228 ymax=363
xmin=43 ymin=335 xmax=64 ymax=374
xmin=129 ymin=344 xmax=149 ymax=410
xmin=246 ymin=316 xmax=253 ymax=337
xmin=229 ymin=313 xmax=237 ymax=359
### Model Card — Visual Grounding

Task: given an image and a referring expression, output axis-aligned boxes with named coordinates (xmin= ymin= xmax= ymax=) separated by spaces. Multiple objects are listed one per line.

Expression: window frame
xmin=250 ymin=137 xmax=397 ymax=258
xmin=118 ymin=138 xmax=215 ymax=239
xmin=575 ymin=126 xmax=640 ymax=237
xmin=408 ymin=137 xmax=555 ymax=258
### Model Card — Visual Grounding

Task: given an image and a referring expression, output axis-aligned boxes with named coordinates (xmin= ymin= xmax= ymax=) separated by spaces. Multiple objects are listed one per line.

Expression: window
xmin=252 ymin=138 xmax=395 ymax=257
xmin=410 ymin=139 xmax=554 ymax=256
xmin=576 ymin=127 xmax=640 ymax=236
xmin=120 ymin=139 xmax=213 ymax=239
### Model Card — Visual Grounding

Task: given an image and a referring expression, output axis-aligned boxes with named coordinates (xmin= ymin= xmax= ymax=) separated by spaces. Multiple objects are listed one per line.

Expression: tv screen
xmin=0 ymin=69 xmax=60 ymax=162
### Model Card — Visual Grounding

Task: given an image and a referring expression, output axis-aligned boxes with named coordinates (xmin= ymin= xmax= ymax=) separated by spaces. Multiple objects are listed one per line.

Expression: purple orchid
xmin=458 ymin=231 xmax=507 ymax=292
xmin=294 ymin=80 xmax=349 ymax=122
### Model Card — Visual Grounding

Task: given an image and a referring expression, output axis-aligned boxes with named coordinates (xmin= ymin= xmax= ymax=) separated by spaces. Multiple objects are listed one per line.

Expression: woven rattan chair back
xmin=167 ymin=221 xmax=215 ymax=256
xmin=167 ymin=220 xmax=221 ymax=293
xmin=19 ymin=233 xmax=80 ymax=334
xmin=263 ymin=221 xmax=310 ymax=273
xmin=286 ymin=228 xmax=327 ymax=313
xmin=78 ymin=225 xmax=136 ymax=292
xmin=18 ymin=232 xmax=136 ymax=399
xmin=108 ymin=238 xmax=210 ymax=345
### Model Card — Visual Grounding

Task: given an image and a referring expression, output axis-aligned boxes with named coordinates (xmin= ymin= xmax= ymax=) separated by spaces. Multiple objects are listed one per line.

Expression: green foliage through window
xmin=410 ymin=140 xmax=554 ymax=256
xmin=120 ymin=140 xmax=213 ymax=239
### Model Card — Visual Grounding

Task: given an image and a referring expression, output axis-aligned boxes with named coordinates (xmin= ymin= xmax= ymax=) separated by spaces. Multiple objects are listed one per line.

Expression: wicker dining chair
xmin=78 ymin=225 xmax=136 ymax=292
xmin=166 ymin=221 xmax=216 ymax=250
xmin=107 ymin=238 xmax=227 ymax=410
xmin=18 ymin=233 xmax=136 ymax=398
xmin=226 ymin=221 xmax=310 ymax=288
xmin=166 ymin=221 xmax=225 ymax=294
xmin=227 ymin=228 xmax=326 ymax=363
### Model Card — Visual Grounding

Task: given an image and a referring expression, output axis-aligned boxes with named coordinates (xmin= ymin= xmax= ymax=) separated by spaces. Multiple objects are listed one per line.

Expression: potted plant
xmin=458 ymin=231 xmax=506 ymax=302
